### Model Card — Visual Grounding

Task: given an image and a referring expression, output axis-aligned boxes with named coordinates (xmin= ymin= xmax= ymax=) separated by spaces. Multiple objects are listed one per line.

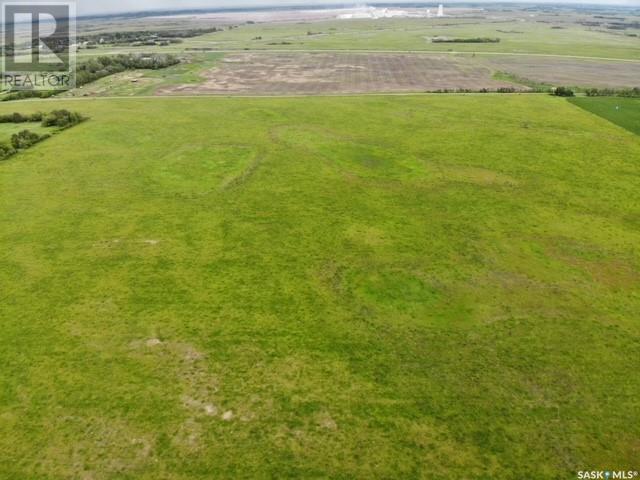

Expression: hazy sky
xmin=78 ymin=0 xmax=640 ymax=16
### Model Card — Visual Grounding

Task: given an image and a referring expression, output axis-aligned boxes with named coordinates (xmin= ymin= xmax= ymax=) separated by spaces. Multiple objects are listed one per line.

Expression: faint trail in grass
xmin=220 ymin=150 xmax=265 ymax=191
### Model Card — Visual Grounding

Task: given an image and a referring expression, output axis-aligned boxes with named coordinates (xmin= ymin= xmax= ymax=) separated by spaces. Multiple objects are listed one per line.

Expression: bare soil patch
xmin=157 ymin=52 xmax=523 ymax=95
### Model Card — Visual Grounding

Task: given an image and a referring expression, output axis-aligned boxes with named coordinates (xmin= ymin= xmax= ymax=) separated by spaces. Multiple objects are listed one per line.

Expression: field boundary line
xmin=9 ymin=92 xmax=553 ymax=102
xmin=73 ymin=49 xmax=640 ymax=63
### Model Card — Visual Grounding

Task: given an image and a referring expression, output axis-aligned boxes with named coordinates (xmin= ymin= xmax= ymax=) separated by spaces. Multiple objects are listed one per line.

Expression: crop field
xmin=484 ymin=56 xmax=640 ymax=89
xmin=61 ymin=50 xmax=640 ymax=98
xmin=570 ymin=96 xmax=640 ymax=135
xmin=1 ymin=94 xmax=639 ymax=479
xmin=156 ymin=52 xmax=522 ymax=95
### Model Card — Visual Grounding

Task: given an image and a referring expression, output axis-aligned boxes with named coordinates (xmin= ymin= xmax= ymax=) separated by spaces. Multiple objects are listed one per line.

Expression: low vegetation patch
xmin=493 ymin=71 xmax=552 ymax=92
xmin=0 ymin=109 xmax=86 ymax=160
xmin=432 ymin=37 xmax=501 ymax=43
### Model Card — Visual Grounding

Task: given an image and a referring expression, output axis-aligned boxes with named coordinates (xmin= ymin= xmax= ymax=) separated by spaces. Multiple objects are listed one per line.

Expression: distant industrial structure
xmin=337 ymin=4 xmax=446 ymax=20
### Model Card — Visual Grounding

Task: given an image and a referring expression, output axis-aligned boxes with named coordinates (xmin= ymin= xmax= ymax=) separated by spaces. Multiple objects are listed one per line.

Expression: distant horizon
xmin=77 ymin=1 xmax=640 ymax=17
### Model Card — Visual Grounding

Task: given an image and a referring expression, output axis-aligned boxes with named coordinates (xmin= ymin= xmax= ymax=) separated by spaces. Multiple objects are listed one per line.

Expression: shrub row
xmin=432 ymin=37 xmax=501 ymax=43
xmin=0 ymin=112 xmax=43 ymax=123
xmin=0 ymin=130 xmax=49 ymax=160
xmin=585 ymin=87 xmax=640 ymax=97
xmin=0 ymin=109 xmax=86 ymax=161
xmin=0 ymin=89 xmax=58 ymax=102
xmin=0 ymin=109 xmax=86 ymax=128
xmin=11 ymin=130 xmax=49 ymax=149
xmin=430 ymin=87 xmax=521 ymax=93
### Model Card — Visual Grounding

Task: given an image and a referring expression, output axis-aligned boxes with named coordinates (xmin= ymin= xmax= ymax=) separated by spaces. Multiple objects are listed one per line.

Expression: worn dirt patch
xmin=157 ymin=52 xmax=523 ymax=96
xmin=544 ymin=237 xmax=640 ymax=289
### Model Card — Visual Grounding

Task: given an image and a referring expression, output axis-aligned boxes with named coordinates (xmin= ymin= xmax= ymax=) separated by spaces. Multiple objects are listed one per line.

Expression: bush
xmin=553 ymin=86 xmax=575 ymax=97
xmin=0 ymin=141 xmax=16 ymax=160
xmin=41 ymin=109 xmax=86 ymax=129
xmin=11 ymin=130 xmax=47 ymax=150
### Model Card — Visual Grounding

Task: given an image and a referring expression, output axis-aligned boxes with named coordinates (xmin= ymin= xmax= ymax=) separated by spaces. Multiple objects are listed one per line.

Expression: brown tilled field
xmin=157 ymin=52 xmax=523 ymax=95
xmin=484 ymin=56 xmax=640 ymax=88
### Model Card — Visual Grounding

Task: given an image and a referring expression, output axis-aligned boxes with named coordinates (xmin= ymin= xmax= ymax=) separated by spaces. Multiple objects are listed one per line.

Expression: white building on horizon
xmin=336 ymin=4 xmax=447 ymax=20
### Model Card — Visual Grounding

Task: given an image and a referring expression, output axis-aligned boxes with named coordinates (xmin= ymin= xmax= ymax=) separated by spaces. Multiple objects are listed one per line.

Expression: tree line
xmin=78 ymin=27 xmax=224 ymax=48
xmin=584 ymin=87 xmax=640 ymax=97
xmin=74 ymin=54 xmax=180 ymax=86
xmin=1 ymin=54 xmax=180 ymax=102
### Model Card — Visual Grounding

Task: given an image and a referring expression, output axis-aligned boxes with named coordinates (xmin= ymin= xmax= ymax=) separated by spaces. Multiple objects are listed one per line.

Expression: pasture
xmin=0 ymin=94 xmax=639 ymax=479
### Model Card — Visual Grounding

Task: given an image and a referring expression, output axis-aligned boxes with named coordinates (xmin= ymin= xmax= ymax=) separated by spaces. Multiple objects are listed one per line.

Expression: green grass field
xmin=1 ymin=94 xmax=639 ymax=479
xmin=570 ymin=96 xmax=640 ymax=135
xmin=200 ymin=19 xmax=640 ymax=59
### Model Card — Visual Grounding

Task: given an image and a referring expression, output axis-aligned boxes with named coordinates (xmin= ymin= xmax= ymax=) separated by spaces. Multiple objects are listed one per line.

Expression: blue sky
xmin=78 ymin=0 xmax=640 ymax=15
